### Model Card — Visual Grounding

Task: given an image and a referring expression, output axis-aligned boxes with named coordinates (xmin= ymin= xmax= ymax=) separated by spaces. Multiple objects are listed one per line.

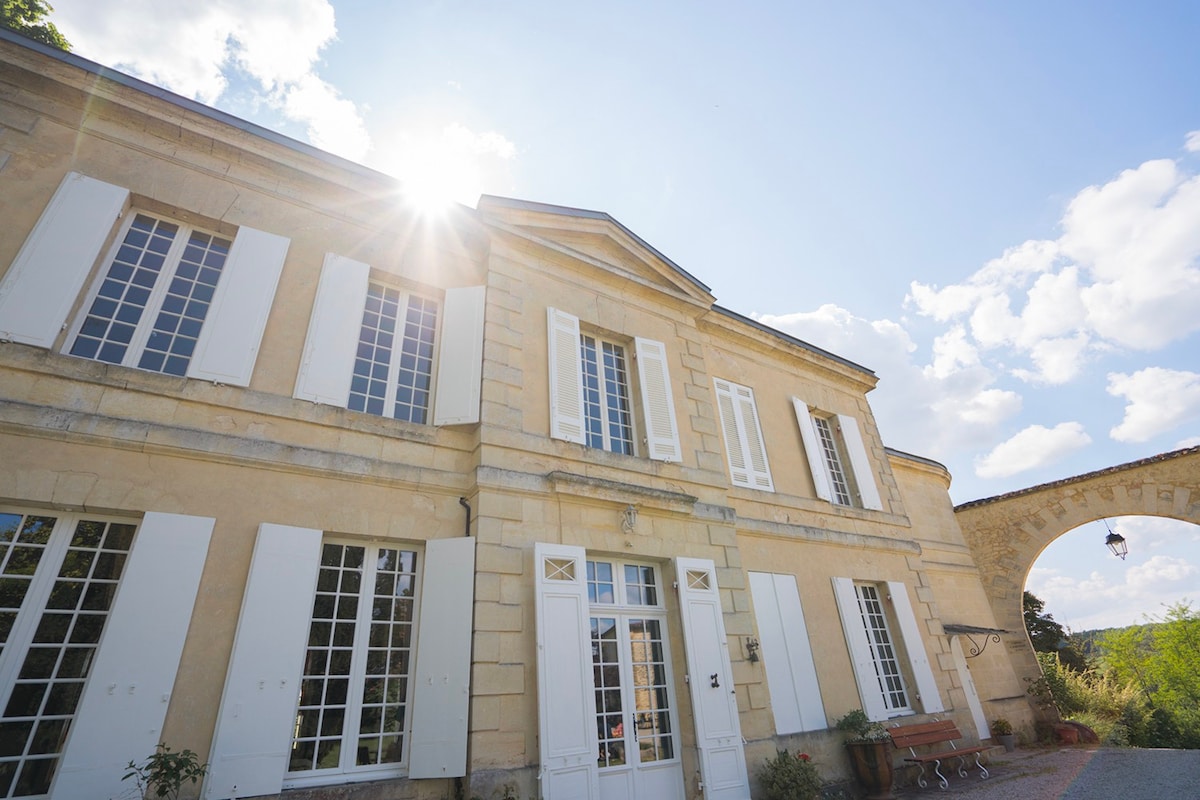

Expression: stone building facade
xmin=0 ymin=30 xmax=1028 ymax=800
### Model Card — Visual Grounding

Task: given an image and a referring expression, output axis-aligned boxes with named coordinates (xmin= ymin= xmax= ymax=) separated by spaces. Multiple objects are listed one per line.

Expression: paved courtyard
xmin=894 ymin=746 xmax=1200 ymax=800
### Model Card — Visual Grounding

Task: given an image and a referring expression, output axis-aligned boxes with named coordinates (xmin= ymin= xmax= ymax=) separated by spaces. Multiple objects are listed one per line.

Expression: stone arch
xmin=953 ymin=446 xmax=1200 ymax=717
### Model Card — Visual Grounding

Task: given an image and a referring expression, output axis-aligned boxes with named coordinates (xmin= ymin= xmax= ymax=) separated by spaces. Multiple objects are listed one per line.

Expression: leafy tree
xmin=1099 ymin=601 xmax=1200 ymax=748
xmin=1023 ymin=590 xmax=1087 ymax=671
xmin=1 ymin=0 xmax=69 ymax=50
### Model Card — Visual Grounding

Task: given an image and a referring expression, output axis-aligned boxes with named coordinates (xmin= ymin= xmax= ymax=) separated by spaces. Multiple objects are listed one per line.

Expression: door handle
xmin=710 ymin=673 xmax=720 ymax=688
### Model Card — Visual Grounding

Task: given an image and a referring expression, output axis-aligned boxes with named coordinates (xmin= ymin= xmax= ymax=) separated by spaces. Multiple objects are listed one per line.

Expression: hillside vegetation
xmin=1025 ymin=592 xmax=1200 ymax=748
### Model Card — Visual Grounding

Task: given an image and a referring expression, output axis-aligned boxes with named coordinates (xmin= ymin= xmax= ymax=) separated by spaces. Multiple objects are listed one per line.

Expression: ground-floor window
xmin=0 ymin=510 xmax=136 ymax=798
xmin=287 ymin=542 xmax=420 ymax=781
xmin=854 ymin=582 xmax=911 ymax=713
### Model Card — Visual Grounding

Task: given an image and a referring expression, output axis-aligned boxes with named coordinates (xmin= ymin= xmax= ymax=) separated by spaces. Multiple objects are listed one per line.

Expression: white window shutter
xmin=187 ymin=227 xmax=290 ymax=386
xmin=748 ymin=572 xmax=826 ymax=735
xmin=714 ymin=379 xmax=773 ymax=491
xmin=204 ymin=524 xmax=323 ymax=800
xmin=533 ymin=542 xmax=599 ymax=800
xmin=838 ymin=415 xmax=884 ymax=511
xmin=675 ymin=558 xmax=750 ymax=800
xmin=433 ymin=286 xmax=486 ymax=425
xmin=293 ymin=253 xmax=371 ymax=405
xmin=409 ymin=537 xmax=476 ymax=778
xmin=633 ymin=337 xmax=682 ymax=462
xmin=831 ymin=578 xmax=888 ymax=722
xmin=52 ymin=512 xmax=213 ymax=800
xmin=0 ymin=172 xmax=128 ymax=347
xmin=714 ymin=379 xmax=750 ymax=487
xmin=734 ymin=384 xmax=773 ymax=491
xmin=886 ymin=581 xmax=944 ymax=713
xmin=792 ymin=398 xmax=833 ymax=503
xmin=546 ymin=307 xmax=586 ymax=444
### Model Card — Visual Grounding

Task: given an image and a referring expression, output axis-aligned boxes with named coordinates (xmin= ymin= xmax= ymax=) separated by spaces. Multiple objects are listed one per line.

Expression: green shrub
xmin=759 ymin=749 xmax=822 ymax=800
xmin=122 ymin=743 xmax=207 ymax=800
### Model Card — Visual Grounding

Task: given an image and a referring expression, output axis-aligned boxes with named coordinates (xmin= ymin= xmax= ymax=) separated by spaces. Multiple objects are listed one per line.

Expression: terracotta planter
xmin=845 ymin=740 xmax=895 ymax=800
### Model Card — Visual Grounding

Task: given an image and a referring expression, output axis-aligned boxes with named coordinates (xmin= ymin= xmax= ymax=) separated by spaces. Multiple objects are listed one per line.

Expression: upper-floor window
xmin=812 ymin=414 xmax=857 ymax=506
xmin=580 ymin=334 xmax=635 ymax=454
xmin=348 ymin=284 xmax=439 ymax=423
xmin=713 ymin=377 xmax=773 ymax=491
xmin=293 ymin=254 xmax=485 ymax=427
xmin=792 ymin=399 xmax=883 ymax=510
xmin=67 ymin=213 xmax=230 ymax=376
xmin=0 ymin=172 xmax=289 ymax=387
xmin=547 ymin=308 xmax=681 ymax=462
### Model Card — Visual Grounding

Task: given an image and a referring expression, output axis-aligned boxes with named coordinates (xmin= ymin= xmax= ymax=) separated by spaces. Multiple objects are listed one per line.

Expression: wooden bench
xmin=887 ymin=719 xmax=990 ymax=790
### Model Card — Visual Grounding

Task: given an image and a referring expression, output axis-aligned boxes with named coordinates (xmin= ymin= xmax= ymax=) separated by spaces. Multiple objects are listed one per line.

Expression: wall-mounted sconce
xmin=745 ymin=637 xmax=760 ymax=664
xmin=621 ymin=504 xmax=637 ymax=535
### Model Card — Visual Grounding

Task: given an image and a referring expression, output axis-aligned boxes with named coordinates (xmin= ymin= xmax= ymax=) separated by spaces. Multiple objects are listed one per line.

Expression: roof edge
xmin=0 ymin=28 xmax=392 ymax=184
xmin=710 ymin=305 xmax=876 ymax=378
xmin=478 ymin=195 xmax=711 ymax=294
xmin=885 ymin=447 xmax=949 ymax=473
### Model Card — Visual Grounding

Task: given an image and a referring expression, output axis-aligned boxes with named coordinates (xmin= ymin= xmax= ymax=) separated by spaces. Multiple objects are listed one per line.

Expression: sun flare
xmin=376 ymin=125 xmax=499 ymax=215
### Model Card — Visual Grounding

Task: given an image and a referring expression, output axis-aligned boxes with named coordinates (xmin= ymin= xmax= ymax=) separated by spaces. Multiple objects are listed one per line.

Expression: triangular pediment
xmin=476 ymin=196 xmax=715 ymax=306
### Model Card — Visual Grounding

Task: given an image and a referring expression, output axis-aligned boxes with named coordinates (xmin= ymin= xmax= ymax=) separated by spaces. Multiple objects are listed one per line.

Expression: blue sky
xmin=44 ymin=1 xmax=1199 ymax=630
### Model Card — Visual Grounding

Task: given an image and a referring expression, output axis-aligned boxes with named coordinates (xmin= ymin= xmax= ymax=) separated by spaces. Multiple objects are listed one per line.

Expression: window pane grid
xmin=348 ymin=285 xmax=438 ymax=423
xmin=137 ymin=230 xmax=230 ymax=376
xmin=0 ymin=516 xmax=135 ymax=799
xmin=813 ymin=416 xmax=853 ymax=506
xmin=587 ymin=561 xmax=614 ymax=605
xmin=628 ymin=618 xmax=673 ymax=763
xmin=589 ymin=565 xmax=678 ymax=775
xmin=349 ymin=285 xmax=400 ymax=417
xmin=579 ymin=335 xmax=634 ymax=455
xmin=69 ymin=215 xmax=179 ymax=367
xmin=290 ymin=543 xmax=418 ymax=778
xmin=591 ymin=617 xmax=624 ymax=768
xmin=357 ymin=548 xmax=416 ymax=767
xmin=392 ymin=296 xmax=438 ymax=424
xmin=855 ymin=584 xmax=910 ymax=712
xmin=0 ymin=516 xmax=56 ymax=661
xmin=622 ymin=565 xmax=657 ymax=606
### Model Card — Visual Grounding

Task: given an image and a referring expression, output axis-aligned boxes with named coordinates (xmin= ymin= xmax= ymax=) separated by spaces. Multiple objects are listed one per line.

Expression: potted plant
xmin=991 ymin=718 xmax=1017 ymax=752
xmin=834 ymin=710 xmax=895 ymax=800
xmin=758 ymin=749 xmax=822 ymax=800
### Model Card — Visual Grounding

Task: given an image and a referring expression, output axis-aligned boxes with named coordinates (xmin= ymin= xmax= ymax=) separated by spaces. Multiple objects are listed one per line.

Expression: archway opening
xmin=1026 ymin=515 xmax=1200 ymax=633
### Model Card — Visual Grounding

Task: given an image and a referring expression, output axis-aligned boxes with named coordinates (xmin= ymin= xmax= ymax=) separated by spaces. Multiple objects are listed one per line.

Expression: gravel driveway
xmin=893 ymin=746 xmax=1200 ymax=800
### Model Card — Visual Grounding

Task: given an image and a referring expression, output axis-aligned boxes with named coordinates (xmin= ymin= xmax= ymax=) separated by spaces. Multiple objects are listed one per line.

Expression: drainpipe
xmin=455 ymin=496 xmax=474 ymax=800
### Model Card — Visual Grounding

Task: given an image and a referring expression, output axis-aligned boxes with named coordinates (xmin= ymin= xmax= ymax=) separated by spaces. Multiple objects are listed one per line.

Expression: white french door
xmin=588 ymin=563 xmax=683 ymax=800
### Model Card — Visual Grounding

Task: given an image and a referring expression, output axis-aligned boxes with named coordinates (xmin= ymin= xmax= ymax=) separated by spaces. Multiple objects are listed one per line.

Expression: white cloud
xmin=1107 ymin=367 xmax=1200 ymax=442
xmin=1012 ymin=333 xmax=1090 ymax=384
xmin=975 ymin=422 xmax=1091 ymax=478
xmin=926 ymin=326 xmax=979 ymax=378
xmin=52 ymin=0 xmax=370 ymax=160
xmin=1176 ymin=436 xmax=1200 ymax=449
xmin=1188 ymin=130 xmax=1200 ymax=153
xmin=907 ymin=136 xmax=1200 ymax=379
xmin=281 ymin=74 xmax=371 ymax=159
